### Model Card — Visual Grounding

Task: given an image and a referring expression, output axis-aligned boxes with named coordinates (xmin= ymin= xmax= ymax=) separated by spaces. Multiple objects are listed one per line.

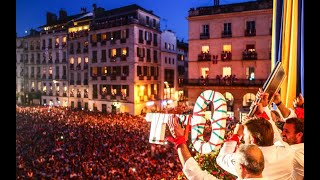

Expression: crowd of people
xmin=16 ymin=90 xmax=304 ymax=179
xmin=16 ymin=106 xmax=184 ymax=179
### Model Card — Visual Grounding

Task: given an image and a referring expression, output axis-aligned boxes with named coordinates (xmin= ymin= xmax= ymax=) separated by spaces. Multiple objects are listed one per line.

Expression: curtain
xmin=271 ymin=0 xmax=304 ymax=108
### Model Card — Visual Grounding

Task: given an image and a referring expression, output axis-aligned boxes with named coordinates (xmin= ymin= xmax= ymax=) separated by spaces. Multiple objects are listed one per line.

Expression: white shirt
xmin=216 ymin=141 xmax=294 ymax=180
xmin=291 ymin=143 xmax=304 ymax=180
xmin=183 ymin=151 xmax=268 ymax=180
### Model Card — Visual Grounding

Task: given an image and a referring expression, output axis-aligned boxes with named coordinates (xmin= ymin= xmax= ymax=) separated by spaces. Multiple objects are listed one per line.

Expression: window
xmin=92 ymin=51 xmax=97 ymax=63
xmin=153 ymin=19 xmax=156 ymax=27
xmin=202 ymin=24 xmax=209 ymax=34
xmin=222 ymin=67 xmax=231 ymax=77
xmin=201 ymin=46 xmax=210 ymax=53
xmin=246 ymin=21 xmax=255 ymax=30
xmin=223 ymin=23 xmax=232 ymax=37
xmin=146 ymin=16 xmax=150 ymax=26
xmin=70 ymin=57 xmax=74 ymax=64
xmin=246 ymin=67 xmax=255 ymax=80
xmin=223 ymin=44 xmax=231 ymax=52
xmin=101 ymin=50 xmax=107 ymax=62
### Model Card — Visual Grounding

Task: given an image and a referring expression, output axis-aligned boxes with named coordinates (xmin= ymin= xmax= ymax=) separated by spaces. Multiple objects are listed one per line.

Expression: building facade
xmin=186 ymin=0 xmax=273 ymax=121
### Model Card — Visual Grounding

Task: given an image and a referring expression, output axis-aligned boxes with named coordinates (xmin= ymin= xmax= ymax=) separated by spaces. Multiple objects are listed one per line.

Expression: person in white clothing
xmin=166 ymin=116 xmax=268 ymax=180
xmin=216 ymin=116 xmax=294 ymax=180
xmin=282 ymin=118 xmax=304 ymax=180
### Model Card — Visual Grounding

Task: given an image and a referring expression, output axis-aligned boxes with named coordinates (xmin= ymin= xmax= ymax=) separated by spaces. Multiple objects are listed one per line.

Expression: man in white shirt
xmin=282 ymin=118 xmax=304 ymax=180
xmin=167 ymin=116 xmax=268 ymax=180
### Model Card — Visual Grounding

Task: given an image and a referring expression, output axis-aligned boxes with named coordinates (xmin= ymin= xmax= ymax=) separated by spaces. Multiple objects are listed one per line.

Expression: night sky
xmin=16 ymin=0 xmax=255 ymax=41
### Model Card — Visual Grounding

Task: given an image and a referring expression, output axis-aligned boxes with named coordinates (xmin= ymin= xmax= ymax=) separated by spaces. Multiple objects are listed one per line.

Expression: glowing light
xmin=162 ymin=101 xmax=167 ymax=106
xmin=167 ymin=100 xmax=173 ymax=104
xmin=146 ymin=101 xmax=154 ymax=106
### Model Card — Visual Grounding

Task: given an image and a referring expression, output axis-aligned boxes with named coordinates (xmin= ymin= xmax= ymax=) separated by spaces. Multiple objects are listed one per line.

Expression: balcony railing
xmin=200 ymin=33 xmax=210 ymax=39
xmin=242 ymin=50 xmax=257 ymax=60
xmin=221 ymin=31 xmax=232 ymax=38
xmin=182 ymin=78 xmax=266 ymax=86
xmin=221 ymin=51 xmax=232 ymax=61
xmin=198 ymin=52 xmax=211 ymax=61
xmin=245 ymin=29 xmax=256 ymax=36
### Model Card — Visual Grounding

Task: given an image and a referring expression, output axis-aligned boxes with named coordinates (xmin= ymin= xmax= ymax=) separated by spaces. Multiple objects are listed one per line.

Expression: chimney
xmin=80 ymin=8 xmax=87 ymax=13
xmin=214 ymin=0 xmax=220 ymax=6
xmin=59 ymin=9 xmax=67 ymax=20
xmin=46 ymin=12 xmax=57 ymax=24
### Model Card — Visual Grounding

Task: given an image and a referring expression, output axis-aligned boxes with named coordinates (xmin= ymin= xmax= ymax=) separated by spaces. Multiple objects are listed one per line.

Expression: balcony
xmin=70 ymin=64 xmax=74 ymax=70
xmin=101 ymin=40 xmax=106 ymax=46
xmin=76 ymin=48 xmax=81 ymax=54
xmin=120 ymin=56 xmax=127 ymax=61
xmin=55 ymin=75 xmax=60 ymax=79
xmin=63 ymin=92 xmax=67 ymax=97
xmin=245 ymin=29 xmax=256 ymax=37
xmin=76 ymin=64 xmax=81 ymax=70
xmin=242 ymin=50 xmax=257 ymax=60
xmin=62 ymin=75 xmax=66 ymax=80
xmin=221 ymin=31 xmax=232 ymax=38
xmin=182 ymin=78 xmax=266 ymax=86
xmin=110 ymin=75 xmax=117 ymax=81
xmin=121 ymin=76 xmax=127 ymax=80
xmin=198 ymin=52 xmax=211 ymax=61
xmin=153 ymin=42 xmax=158 ymax=47
xmin=200 ymin=33 xmax=210 ymax=39
xmin=70 ymin=80 xmax=74 ymax=85
xmin=120 ymin=38 xmax=126 ymax=44
xmin=101 ymin=76 xmax=106 ymax=80
xmin=84 ymin=63 xmax=88 ymax=69
xmin=221 ymin=51 xmax=232 ymax=61
xmin=83 ymin=79 xmax=88 ymax=85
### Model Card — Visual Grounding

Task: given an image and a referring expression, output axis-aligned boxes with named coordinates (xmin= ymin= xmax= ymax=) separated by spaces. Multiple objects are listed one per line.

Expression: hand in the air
xmin=167 ymin=115 xmax=184 ymax=138
xmin=293 ymin=93 xmax=304 ymax=107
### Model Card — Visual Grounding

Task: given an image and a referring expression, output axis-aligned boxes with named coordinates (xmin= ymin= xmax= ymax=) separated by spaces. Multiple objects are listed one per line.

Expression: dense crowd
xmin=16 ymin=106 xmax=184 ymax=179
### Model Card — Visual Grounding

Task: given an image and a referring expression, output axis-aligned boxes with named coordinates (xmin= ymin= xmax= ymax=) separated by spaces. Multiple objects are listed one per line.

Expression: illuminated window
xmin=49 ymin=67 xmax=53 ymax=75
xmin=201 ymin=46 xmax=209 ymax=53
xmin=122 ymin=48 xmax=127 ymax=56
xmin=92 ymin=67 xmax=98 ymax=76
xmin=63 ymin=86 xmax=67 ymax=92
xmin=222 ymin=67 xmax=231 ymax=77
xmin=85 ymin=57 xmax=89 ymax=63
xmin=70 ymin=57 xmax=74 ymax=64
xmin=55 ymin=37 xmax=59 ymax=45
xmin=102 ymin=67 xmax=107 ymax=76
xmin=111 ymin=49 xmax=117 ymax=57
xmin=102 ymin=33 xmax=107 ymax=41
xmin=246 ymin=67 xmax=255 ymax=80
xmin=77 ymin=57 xmax=81 ymax=64
xmin=62 ymin=36 xmax=66 ymax=43
xmin=223 ymin=44 xmax=231 ymax=52
xmin=91 ymin=34 xmax=97 ymax=42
